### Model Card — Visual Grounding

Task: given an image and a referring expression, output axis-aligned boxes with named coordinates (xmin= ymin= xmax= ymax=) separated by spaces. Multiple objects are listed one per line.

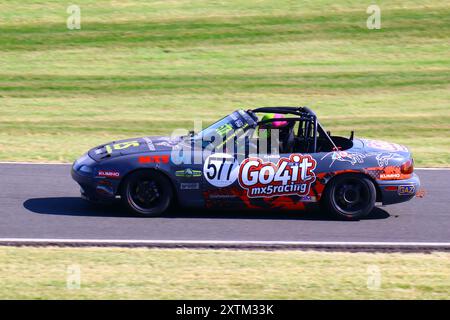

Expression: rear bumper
xmin=377 ymin=173 xmax=421 ymax=205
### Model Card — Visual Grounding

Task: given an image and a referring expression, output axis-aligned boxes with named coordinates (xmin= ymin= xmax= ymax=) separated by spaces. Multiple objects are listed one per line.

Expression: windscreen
xmin=194 ymin=110 xmax=257 ymax=149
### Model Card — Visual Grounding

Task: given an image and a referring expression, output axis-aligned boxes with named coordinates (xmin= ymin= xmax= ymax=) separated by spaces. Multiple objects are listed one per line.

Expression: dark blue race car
xmin=72 ymin=107 xmax=420 ymax=220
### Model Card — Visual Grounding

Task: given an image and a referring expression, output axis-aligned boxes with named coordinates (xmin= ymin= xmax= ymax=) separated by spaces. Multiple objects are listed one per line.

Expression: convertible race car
xmin=72 ymin=107 xmax=420 ymax=219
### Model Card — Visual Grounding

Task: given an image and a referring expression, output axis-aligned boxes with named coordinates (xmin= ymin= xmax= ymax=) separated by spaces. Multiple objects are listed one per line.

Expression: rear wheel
xmin=121 ymin=170 xmax=173 ymax=217
xmin=322 ymin=174 xmax=376 ymax=220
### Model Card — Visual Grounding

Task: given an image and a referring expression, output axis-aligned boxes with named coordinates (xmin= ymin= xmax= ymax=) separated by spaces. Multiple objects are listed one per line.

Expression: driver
xmin=258 ymin=113 xmax=289 ymax=154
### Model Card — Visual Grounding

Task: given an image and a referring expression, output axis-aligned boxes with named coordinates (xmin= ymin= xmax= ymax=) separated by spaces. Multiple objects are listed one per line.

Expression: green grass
xmin=0 ymin=247 xmax=449 ymax=299
xmin=0 ymin=0 xmax=449 ymax=165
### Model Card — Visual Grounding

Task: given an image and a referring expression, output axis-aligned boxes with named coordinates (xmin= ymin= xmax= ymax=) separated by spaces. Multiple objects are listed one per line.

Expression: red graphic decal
xmin=139 ymin=155 xmax=169 ymax=164
xmin=238 ymin=154 xmax=317 ymax=198
xmin=98 ymin=170 xmax=120 ymax=178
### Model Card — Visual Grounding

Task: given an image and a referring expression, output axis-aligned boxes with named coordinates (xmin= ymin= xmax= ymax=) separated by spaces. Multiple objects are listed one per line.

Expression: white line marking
xmin=0 ymin=162 xmax=449 ymax=170
xmin=0 ymin=238 xmax=449 ymax=247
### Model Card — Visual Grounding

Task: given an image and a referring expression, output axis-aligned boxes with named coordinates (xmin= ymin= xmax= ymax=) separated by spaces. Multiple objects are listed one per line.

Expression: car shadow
xmin=23 ymin=197 xmax=130 ymax=218
xmin=23 ymin=197 xmax=390 ymax=221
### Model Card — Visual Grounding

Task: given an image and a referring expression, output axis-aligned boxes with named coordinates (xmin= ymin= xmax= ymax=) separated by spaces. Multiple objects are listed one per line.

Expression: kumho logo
xmin=238 ymin=154 xmax=317 ymax=198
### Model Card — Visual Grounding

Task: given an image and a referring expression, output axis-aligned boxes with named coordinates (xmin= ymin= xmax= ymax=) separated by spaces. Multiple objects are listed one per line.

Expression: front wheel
xmin=322 ymin=174 xmax=376 ymax=220
xmin=121 ymin=170 xmax=173 ymax=217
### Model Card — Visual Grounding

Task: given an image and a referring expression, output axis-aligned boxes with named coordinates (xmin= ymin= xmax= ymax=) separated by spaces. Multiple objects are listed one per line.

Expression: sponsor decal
xmin=379 ymin=172 xmax=401 ymax=180
xmin=155 ymin=141 xmax=176 ymax=148
xmin=298 ymin=195 xmax=317 ymax=202
xmin=234 ymin=119 xmax=244 ymax=128
xmin=203 ymin=187 xmax=239 ymax=200
xmin=208 ymin=194 xmax=238 ymax=199
xmin=322 ymin=151 xmax=401 ymax=167
xmin=238 ymin=154 xmax=317 ymax=198
xmin=155 ymin=137 xmax=180 ymax=147
xmin=398 ymin=185 xmax=415 ymax=195
xmin=262 ymin=154 xmax=281 ymax=159
xmin=180 ymin=183 xmax=200 ymax=190
xmin=238 ymin=110 xmax=247 ymax=117
xmin=375 ymin=152 xmax=400 ymax=166
xmin=176 ymin=168 xmax=202 ymax=178
xmin=138 ymin=155 xmax=170 ymax=164
xmin=321 ymin=150 xmax=368 ymax=167
xmin=142 ymin=137 xmax=155 ymax=151
xmin=362 ymin=139 xmax=408 ymax=152
xmin=97 ymin=170 xmax=120 ymax=178
xmin=216 ymin=123 xmax=234 ymax=137
xmin=373 ymin=165 xmax=410 ymax=181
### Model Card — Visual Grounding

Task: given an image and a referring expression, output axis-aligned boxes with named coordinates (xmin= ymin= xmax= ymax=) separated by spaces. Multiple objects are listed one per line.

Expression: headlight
xmin=79 ymin=165 xmax=93 ymax=174
xmin=75 ymin=154 xmax=89 ymax=166
xmin=73 ymin=153 xmax=96 ymax=173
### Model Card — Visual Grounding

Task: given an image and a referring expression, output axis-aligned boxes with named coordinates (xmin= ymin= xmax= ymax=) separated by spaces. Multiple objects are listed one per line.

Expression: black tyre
xmin=322 ymin=174 xmax=376 ymax=220
xmin=121 ymin=170 xmax=173 ymax=217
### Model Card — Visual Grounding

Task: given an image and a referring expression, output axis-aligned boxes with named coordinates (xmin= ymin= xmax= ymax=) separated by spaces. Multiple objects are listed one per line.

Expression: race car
xmin=71 ymin=107 xmax=420 ymax=220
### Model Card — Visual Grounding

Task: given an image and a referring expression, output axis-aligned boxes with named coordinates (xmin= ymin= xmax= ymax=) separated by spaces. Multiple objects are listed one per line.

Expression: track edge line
xmin=0 ymin=239 xmax=449 ymax=253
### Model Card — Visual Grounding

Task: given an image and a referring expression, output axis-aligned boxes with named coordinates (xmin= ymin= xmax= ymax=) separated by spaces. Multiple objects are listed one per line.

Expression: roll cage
xmin=248 ymin=106 xmax=338 ymax=153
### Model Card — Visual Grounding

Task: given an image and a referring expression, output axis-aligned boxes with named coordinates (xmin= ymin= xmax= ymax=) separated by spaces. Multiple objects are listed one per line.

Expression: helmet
xmin=260 ymin=113 xmax=288 ymax=128
xmin=259 ymin=113 xmax=288 ymax=139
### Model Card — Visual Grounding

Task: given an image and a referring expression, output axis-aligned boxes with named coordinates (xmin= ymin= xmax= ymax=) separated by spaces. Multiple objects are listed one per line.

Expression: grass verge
xmin=0 ymin=246 xmax=449 ymax=299
xmin=0 ymin=1 xmax=449 ymax=165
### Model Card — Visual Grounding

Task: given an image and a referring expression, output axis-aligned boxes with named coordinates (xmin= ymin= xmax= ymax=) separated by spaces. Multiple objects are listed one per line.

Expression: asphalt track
xmin=0 ymin=164 xmax=449 ymax=248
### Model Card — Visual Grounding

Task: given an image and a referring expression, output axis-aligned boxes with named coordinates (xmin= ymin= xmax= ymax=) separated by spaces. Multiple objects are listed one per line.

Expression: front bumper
xmin=71 ymin=156 xmax=117 ymax=203
xmin=377 ymin=172 xmax=421 ymax=205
